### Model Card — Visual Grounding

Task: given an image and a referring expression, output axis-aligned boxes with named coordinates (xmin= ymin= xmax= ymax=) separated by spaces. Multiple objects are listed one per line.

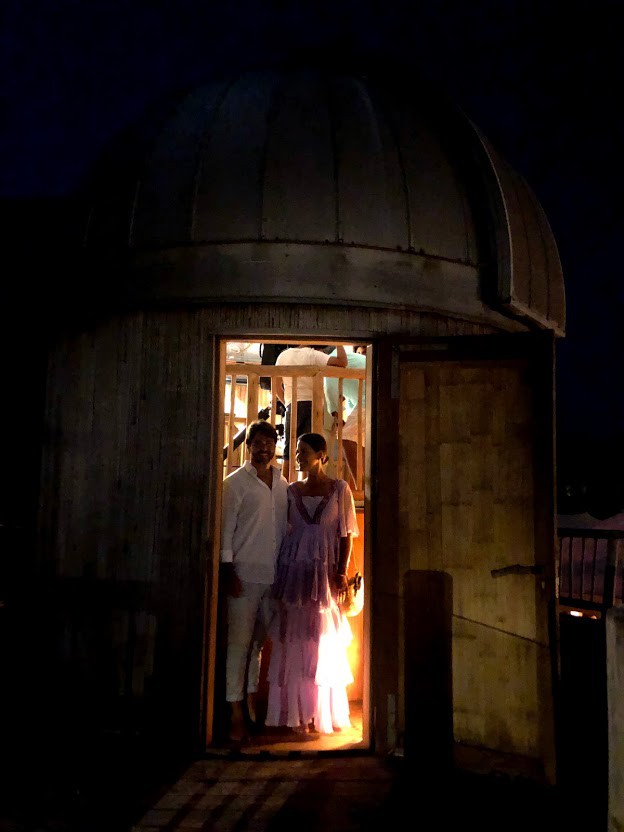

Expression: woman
xmin=265 ymin=432 xmax=359 ymax=734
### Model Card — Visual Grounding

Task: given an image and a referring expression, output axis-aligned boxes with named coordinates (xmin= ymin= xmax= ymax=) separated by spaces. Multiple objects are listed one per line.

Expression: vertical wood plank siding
xmin=39 ymin=310 xmax=215 ymax=741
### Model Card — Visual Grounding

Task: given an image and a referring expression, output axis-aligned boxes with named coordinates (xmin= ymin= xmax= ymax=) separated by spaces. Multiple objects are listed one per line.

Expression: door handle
xmin=490 ymin=564 xmax=545 ymax=578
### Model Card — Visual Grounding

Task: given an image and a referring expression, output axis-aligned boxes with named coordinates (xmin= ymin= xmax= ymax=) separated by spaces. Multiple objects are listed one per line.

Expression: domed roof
xmin=83 ymin=67 xmax=564 ymax=334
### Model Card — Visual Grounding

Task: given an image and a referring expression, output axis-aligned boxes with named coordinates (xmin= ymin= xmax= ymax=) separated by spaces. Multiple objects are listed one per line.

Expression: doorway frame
xmin=202 ymin=335 xmax=373 ymax=754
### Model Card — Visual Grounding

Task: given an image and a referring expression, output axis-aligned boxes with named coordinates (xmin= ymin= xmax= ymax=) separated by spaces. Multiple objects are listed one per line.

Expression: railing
xmin=224 ymin=362 xmax=366 ymax=500
xmin=556 ymin=527 xmax=623 ymax=814
xmin=557 ymin=528 xmax=624 ymax=613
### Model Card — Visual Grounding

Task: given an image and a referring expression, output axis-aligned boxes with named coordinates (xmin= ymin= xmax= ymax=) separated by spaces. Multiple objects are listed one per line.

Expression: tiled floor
xmin=131 ymin=756 xmax=397 ymax=831
xmin=0 ymin=737 xmax=569 ymax=832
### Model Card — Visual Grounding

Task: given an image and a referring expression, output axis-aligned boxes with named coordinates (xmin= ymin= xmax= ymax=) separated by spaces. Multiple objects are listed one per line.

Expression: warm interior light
xmin=569 ymin=610 xmax=583 ymax=617
xmin=224 ymin=378 xmax=249 ymax=418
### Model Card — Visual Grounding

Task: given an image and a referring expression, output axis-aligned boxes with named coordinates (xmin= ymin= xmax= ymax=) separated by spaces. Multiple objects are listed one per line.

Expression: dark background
xmin=2 ymin=0 xmax=623 ymax=516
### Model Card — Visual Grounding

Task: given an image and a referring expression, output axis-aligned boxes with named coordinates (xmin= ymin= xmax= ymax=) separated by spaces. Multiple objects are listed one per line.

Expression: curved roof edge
xmin=468 ymin=124 xmax=566 ymax=336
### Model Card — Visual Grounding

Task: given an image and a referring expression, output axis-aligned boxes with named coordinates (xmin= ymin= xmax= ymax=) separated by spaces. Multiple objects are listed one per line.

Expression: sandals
xmin=292 ymin=719 xmax=318 ymax=735
xmin=228 ymin=732 xmax=251 ymax=747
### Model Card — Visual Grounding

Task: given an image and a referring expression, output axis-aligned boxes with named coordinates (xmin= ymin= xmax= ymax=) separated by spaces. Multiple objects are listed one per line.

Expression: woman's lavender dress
xmin=265 ymin=479 xmax=359 ymax=733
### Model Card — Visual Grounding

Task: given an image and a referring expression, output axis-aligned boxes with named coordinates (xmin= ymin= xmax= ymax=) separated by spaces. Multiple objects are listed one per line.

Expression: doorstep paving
xmin=0 ymin=745 xmax=584 ymax=832
xmin=131 ymin=756 xmax=397 ymax=832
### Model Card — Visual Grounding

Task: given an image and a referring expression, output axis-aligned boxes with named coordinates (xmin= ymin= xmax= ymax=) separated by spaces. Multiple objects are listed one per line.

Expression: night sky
xmin=2 ymin=1 xmax=623 ymax=512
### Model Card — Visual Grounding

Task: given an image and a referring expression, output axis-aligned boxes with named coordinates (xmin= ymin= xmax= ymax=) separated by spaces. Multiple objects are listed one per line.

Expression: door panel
xmin=399 ymin=356 xmax=555 ymax=776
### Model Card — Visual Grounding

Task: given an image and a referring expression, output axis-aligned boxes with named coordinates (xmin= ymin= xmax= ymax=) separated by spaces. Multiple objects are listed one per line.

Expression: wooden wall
xmin=38 ymin=309 xmax=218 ymax=745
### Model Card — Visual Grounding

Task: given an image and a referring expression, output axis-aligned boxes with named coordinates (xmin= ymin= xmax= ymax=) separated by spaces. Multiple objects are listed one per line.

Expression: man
xmin=220 ymin=420 xmax=289 ymax=743
xmin=275 ymin=344 xmax=347 ymax=480
xmin=324 ymin=345 xmax=366 ymax=488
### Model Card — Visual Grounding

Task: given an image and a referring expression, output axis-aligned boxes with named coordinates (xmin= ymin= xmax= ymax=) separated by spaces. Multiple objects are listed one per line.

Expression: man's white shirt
xmin=220 ymin=461 xmax=289 ymax=584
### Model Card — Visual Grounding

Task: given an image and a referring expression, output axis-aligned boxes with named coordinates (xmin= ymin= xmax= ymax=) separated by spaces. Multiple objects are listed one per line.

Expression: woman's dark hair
xmin=246 ymin=420 xmax=278 ymax=446
xmin=298 ymin=432 xmax=329 ymax=463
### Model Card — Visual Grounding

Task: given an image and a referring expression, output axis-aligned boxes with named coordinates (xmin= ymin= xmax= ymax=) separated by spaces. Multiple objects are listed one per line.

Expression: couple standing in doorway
xmin=220 ymin=381 xmax=359 ymax=744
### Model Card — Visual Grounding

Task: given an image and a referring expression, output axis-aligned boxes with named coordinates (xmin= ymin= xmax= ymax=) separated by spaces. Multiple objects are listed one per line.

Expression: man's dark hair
xmin=246 ymin=420 xmax=278 ymax=447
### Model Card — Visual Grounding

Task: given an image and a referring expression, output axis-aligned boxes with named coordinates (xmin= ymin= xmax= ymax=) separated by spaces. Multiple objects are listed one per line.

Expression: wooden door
xmin=394 ymin=338 xmax=557 ymax=781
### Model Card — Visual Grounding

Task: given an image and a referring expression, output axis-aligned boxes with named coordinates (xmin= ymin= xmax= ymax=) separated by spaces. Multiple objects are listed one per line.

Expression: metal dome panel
xmin=329 ymin=75 xmax=398 ymax=247
xmin=132 ymin=84 xmax=229 ymax=246
xmin=474 ymin=129 xmax=565 ymax=334
xmin=195 ymin=72 xmax=278 ymax=242
xmin=261 ymin=72 xmax=337 ymax=243
xmin=83 ymin=67 xmax=565 ymax=334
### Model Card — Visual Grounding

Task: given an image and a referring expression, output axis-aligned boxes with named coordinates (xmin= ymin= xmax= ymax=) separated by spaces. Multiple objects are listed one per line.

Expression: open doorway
xmin=209 ymin=338 xmax=370 ymax=754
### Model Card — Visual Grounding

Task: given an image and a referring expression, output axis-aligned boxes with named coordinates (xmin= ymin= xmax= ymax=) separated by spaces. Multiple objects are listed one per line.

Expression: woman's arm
xmin=336 ymin=534 xmax=352 ymax=576
xmin=334 ymin=533 xmax=352 ymax=600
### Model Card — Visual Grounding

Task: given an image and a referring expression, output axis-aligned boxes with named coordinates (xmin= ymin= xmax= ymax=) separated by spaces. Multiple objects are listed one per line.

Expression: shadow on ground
xmin=1 ymin=731 xmax=601 ymax=832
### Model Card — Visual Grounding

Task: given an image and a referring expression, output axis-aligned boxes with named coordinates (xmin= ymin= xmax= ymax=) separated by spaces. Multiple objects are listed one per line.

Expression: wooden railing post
xmin=605 ymin=539 xmax=618 ymax=608
xmin=227 ymin=374 xmax=237 ymax=475
xmin=247 ymin=374 xmax=259 ymax=428
xmin=336 ymin=377 xmax=344 ymax=481
xmin=557 ymin=528 xmax=624 ymax=612
xmin=356 ymin=378 xmax=363 ymax=492
xmin=289 ymin=376 xmax=298 ymax=480
xmin=223 ymin=362 xmax=366 ymax=495
xmin=312 ymin=374 xmax=324 ymax=435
